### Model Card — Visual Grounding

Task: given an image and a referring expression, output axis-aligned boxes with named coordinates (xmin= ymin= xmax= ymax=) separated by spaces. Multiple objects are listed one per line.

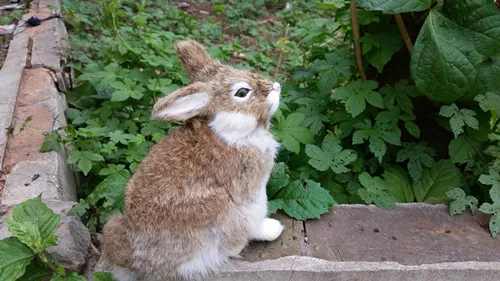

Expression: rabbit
xmin=95 ymin=40 xmax=284 ymax=281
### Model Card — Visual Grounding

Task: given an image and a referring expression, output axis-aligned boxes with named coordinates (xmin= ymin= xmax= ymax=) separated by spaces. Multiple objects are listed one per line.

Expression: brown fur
xmin=97 ymin=40 xmax=279 ymax=281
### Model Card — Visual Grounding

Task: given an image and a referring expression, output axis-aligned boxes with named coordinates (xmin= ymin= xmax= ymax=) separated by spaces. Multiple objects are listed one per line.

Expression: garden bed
xmin=0 ymin=0 xmax=500 ymax=280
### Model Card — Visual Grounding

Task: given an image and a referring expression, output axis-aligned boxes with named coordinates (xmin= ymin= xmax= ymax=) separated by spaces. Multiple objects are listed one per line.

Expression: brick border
xmin=0 ymin=0 xmax=75 ymax=205
xmin=0 ymin=0 xmax=89 ymax=273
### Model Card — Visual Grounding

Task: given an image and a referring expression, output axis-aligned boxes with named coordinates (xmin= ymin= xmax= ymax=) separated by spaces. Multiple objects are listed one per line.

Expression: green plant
xmin=0 ymin=196 xmax=113 ymax=281
xmin=40 ymin=0 xmax=500 ymax=238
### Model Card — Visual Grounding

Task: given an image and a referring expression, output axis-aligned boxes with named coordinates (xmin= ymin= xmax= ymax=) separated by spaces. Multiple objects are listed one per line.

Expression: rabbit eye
xmin=235 ymin=88 xmax=250 ymax=98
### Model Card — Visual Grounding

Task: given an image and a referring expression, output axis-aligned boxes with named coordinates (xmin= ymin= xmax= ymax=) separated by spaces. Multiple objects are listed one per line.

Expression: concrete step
xmin=208 ymin=204 xmax=500 ymax=281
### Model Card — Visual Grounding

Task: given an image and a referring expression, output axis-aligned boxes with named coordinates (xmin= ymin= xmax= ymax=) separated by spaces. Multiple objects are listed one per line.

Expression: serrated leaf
xmin=5 ymin=196 xmax=60 ymax=253
xmin=267 ymin=163 xmax=290 ymax=198
xmin=67 ymin=151 xmax=105 ymax=176
xmin=357 ymin=172 xmax=397 ymax=209
xmin=353 ymin=120 xmax=401 ymax=162
xmin=275 ymin=180 xmax=335 ymax=220
xmin=306 ymin=134 xmax=357 ymax=174
xmin=267 ymin=199 xmax=285 ymax=216
xmin=383 ymin=166 xmax=414 ymax=203
xmin=40 ymin=131 xmax=62 ymax=152
xmin=446 ymin=188 xmax=478 ymax=215
xmin=66 ymin=199 xmax=90 ymax=217
xmin=0 ymin=237 xmax=34 ymax=281
xmin=439 ymin=104 xmax=479 ymax=138
xmin=396 ymin=142 xmax=436 ymax=182
xmin=273 ymin=113 xmax=314 ymax=154
xmin=448 ymin=135 xmax=478 ymax=163
xmin=333 ymin=80 xmax=383 ymax=117
xmin=411 ymin=2 xmax=500 ymax=103
xmin=413 ymin=159 xmax=461 ymax=203
xmin=355 ymin=0 xmax=435 ymax=13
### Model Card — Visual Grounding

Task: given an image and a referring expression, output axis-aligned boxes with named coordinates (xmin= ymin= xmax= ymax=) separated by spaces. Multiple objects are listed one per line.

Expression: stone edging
xmin=0 ymin=0 xmax=75 ymax=205
xmin=0 ymin=0 xmax=89 ymax=272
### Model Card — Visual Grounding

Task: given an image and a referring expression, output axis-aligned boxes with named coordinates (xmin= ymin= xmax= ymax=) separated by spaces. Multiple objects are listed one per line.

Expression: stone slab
xmin=31 ymin=17 xmax=67 ymax=72
xmin=208 ymin=256 xmax=500 ymax=281
xmin=2 ymin=155 xmax=76 ymax=205
xmin=304 ymin=204 xmax=500 ymax=264
xmin=0 ymin=32 xmax=29 ymax=168
xmin=241 ymin=213 xmax=305 ymax=262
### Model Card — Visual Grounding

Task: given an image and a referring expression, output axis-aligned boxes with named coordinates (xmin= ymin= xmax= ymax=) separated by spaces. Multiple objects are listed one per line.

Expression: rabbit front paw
xmin=253 ymin=218 xmax=284 ymax=241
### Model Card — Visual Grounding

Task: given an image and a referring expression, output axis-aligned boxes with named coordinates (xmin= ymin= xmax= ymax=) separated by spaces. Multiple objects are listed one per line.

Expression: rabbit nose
xmin=272 ymin=82 xmax=281 ymax=91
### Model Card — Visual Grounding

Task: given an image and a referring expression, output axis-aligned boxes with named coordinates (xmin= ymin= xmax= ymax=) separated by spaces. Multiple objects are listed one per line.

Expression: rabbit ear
xmin=151 ymin=82 xmax=211 ymax=121
xmin=174 ymin=40 xmax=220 ymax=81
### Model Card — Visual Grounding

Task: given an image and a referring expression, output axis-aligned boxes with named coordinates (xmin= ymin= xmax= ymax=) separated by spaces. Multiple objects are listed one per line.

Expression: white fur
xmin=267 ymin=82 xmax=281 ymax=115
xmin=248 ymin=181 xmax=284 ymax=241
xmin=156 ymin=92 xmax=210 ymax=120
xmin=231 ymin=82 xmax=253 ymax=101
xmin=209 ymin=112 xmax=279 ymax=155
xmin=179 ymin=243 xmax=225 ymax=280
xmin=111 ymin=266 xmax=137 ymax=281
xmin=253 ymin=218 xmax=284 ymax=241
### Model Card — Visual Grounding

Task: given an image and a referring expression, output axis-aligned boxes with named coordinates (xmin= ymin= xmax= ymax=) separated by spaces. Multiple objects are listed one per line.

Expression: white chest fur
xmin=209 ymin=112 xmax=280 ymax=156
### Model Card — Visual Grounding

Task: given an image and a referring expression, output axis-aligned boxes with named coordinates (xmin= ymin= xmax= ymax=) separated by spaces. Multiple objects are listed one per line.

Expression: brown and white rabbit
xmin=95 ymin=40 xmax=284 ymax=281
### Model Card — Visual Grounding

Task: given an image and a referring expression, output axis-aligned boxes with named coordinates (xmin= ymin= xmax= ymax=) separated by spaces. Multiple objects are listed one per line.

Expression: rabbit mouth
xmin=266 ymin=82 xmax=281 ymax=115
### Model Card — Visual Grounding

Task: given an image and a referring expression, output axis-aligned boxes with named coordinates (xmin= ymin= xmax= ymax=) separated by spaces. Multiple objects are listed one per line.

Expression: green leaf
xmin=383 ymin=166 xmax=414 ymax=203
xmin=272 ymin=113 xmax=314 ymax=154
xmin=439 ymin=104 xmax=479 ymax=138
xmin=446 ymin=188 xmax=478 ymax=215
xmin=333 ymin=80 xmax=383 ymax=117
xmin=275 ymin=180 xmax=335 ymax=220
xmin=352 ymin=120 xmax=401 ymax=162
xmin=357 ymin=172 xmax=397 ymax=209
xmin=448 ymin=135 xmax=478 ymax=164
xmin=267 ymin=199 xmax=285 ymax=216
xmin=40 ymin=131 xmax=62 ymax=152
xmin=66 ymin=199 xmax=90 ymax=217
xmin=355 ymin=0 xmax=435 ymax=13
xmin=51 ymin=273 xmax=87 ymax=281
xmin=5 ymin=196 xmax=60 ymax=253
xmin=305 ymin=134 xmax=357 ymax=174
xmin=411 ymin=3 xmax=500 ymax=103
xmin=311 ymin=49 xmax=352 ymax=93
xmin=404 ymin=121 xmax=420 ymax=138
xmin=396 ymin=142 xmax=436 ymax=182
xmin=364 ymin=28 xmax=404 ymax=73
xmin=93 ymin=272 xmax=115 ymax=281
xmin=17 ymin=258 xmax=54 ymax=281
xmin=441 ymin=0 xmax=500 ymax=58
xmin=67 ymin=151 xmax=105 ymax=176
xmin=267 ymin=163 xmax=290 ymax=198
xmin=0 ymin=237 xmax=35 ymax=281
xmin=413 ymin=160 xmax=461 ymax=203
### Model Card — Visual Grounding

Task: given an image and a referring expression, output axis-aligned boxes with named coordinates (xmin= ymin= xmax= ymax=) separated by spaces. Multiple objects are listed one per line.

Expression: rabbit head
xmin=151 ymin=40 xmax=281 ymax=140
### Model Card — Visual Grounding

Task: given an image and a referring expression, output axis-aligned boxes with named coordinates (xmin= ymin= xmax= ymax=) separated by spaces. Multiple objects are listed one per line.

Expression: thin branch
xmin=273 ymin=24 xmax=290 ymax=79
xmin=349 ymin=1 xmax=367 ymax=81
xmin=394 ymin=14 xmax=413 ymax=53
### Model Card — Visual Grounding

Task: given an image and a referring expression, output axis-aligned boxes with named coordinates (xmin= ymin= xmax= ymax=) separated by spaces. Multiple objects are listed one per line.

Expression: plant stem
xmin=349 ymin=1 xmax=367 ymax=81
xmin=37 ymin=252 xmax=63 ymax=276
xmin=394 ymin=14 xmax=413 ymax=53
xmin=273 ymin=24 xmax=290 ymax=79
